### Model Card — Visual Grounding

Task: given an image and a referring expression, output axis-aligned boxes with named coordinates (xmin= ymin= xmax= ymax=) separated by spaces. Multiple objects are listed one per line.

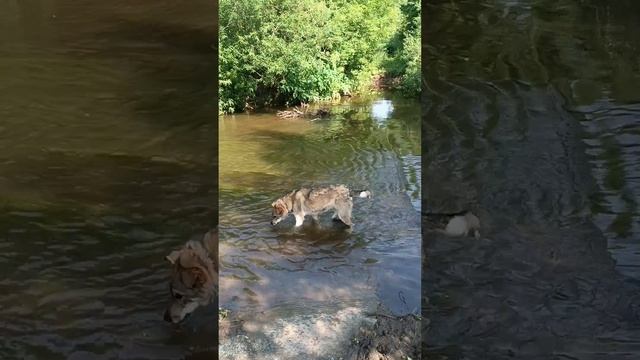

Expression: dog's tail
xmin=350 ymin=189 xmax=371 ymax=199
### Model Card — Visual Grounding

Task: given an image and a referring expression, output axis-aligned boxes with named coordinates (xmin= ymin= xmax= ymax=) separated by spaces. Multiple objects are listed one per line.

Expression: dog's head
xmin=164 ymin=233 xmax=217 ymax=324
xmin=270 ymin=198 xmax=290 ymax=225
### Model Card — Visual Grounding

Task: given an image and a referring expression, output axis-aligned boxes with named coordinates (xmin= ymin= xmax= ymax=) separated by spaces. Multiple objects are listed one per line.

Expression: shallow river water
xmin=219 ymin=96 xmax=421 ymax=359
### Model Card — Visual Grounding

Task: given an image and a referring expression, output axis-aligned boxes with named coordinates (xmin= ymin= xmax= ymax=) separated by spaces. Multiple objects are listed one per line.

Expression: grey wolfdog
xmin=164 ymin=229 xmax=218 ymax=323
xmin=271 ymin=184 xmax=371 ymax=228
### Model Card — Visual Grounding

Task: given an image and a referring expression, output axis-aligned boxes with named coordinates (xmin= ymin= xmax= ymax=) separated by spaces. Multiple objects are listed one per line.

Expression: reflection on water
xmin=219 ymin=95 xmax=420 ymax=358
xmin=425 ymin=0 xmax=640 ymax=358
xmin=0 ymin=1 xmax=216 ymax=359
xmin=371 ymin=99 xmax=394 ymax=124
xmin=572 ymin=101 xmax=640 ymax=276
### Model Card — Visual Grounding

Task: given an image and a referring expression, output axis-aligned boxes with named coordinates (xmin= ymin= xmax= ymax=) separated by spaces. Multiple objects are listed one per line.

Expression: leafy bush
xmin=219 ymin=0 xmax=419 ymax=114
xmin=384 ymin=0 xmax=421 ymax=96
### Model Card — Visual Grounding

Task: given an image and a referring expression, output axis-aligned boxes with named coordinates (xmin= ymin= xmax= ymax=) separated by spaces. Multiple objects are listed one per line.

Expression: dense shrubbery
xmin=219 ymin=0 xmax=421 ymax=114
xmin=385 ymin=0 xmax=421 ymax=96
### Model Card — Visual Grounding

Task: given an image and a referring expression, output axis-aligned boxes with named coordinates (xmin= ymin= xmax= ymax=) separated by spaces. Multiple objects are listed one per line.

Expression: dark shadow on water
xmin=0 ymin=1 xmax=218 ymax=359
xmin=0 ymin=151 xmax=217 ymax=360
xmin=85 ymin=17 xmax=218 ymax=130
xmin=424 ymin=0 xmax=640 ymax=358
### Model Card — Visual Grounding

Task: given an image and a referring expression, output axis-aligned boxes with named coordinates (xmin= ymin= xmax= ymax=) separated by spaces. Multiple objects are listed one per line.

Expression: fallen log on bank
xmin=276 ymin=104 xmax=331 ymax=120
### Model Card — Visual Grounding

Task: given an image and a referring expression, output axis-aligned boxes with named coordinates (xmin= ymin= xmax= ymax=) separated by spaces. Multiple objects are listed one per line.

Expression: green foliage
xmin=219 ymin=0 xmax=420 ymax=114
xmin=384 ymin=0 xmax=421 ymax=96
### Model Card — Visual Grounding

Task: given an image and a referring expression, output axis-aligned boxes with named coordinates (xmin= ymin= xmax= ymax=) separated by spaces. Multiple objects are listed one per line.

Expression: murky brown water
xmin=219 ymin=96 xmax=421 ymax=358
xmin=0 ymin=1 xmax=217 ymax=359
xmin=424 ymin=0 xmax=640 ymax=358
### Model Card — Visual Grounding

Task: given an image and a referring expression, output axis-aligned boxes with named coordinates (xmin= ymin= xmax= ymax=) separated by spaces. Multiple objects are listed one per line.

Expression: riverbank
xmin=219 ymin=304 xmax=420 ymax=360
xmin=346 ymin=305 xmax=420 ymax=360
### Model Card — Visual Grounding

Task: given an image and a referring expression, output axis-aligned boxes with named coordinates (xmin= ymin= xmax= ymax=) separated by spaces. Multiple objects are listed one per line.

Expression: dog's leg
xmin=335 ymin=199 xmax=353 ymax=227
xmin=291 ymin=196 xmax=306 ymax=227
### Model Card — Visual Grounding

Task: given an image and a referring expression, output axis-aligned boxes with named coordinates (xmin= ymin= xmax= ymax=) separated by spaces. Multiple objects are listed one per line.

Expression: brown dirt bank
xmin=346 ymin=305 xmax=421 ymax=360
xmin=218 ymin=304 xmax=420 ymax=360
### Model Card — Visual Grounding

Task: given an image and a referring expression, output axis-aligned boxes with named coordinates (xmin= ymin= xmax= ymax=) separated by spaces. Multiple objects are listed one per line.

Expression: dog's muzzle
xmin=164 ymin=309 xmax=191 ymax=323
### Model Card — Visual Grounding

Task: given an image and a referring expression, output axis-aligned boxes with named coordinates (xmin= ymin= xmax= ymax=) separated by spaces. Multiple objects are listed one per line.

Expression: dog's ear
xmin=202 ymin=229 xmax=218 ymax=263
xmin=165 ymin=250 xmax=181 ymax=265
xmin=202 ymin=229 xmax=218 ymax=247
xmin=273 ymin=199 xmax=287 ymax=216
